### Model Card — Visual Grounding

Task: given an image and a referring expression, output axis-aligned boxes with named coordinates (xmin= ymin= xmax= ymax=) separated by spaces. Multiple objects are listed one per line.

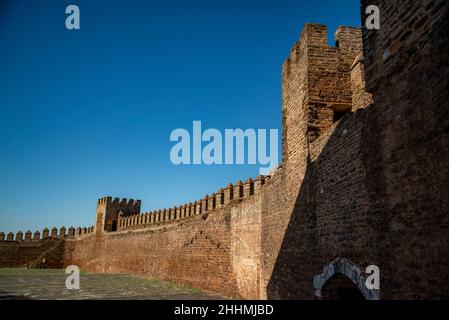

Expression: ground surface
xmin=0 ymin=268 xmax=223 ymax=300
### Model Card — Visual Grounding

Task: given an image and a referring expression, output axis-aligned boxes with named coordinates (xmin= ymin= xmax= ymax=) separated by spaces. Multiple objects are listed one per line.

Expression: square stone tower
xmin=281 ymin=23 xmax=363 ymax=199
xmin=95 ymin=197 xmax=141 ymax=233
xmin=282 ymin=23 xmax=362 ymax=167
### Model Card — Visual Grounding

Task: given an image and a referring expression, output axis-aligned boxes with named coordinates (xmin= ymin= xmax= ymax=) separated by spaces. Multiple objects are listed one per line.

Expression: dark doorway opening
xmin=111 ymin=220 xmax=118 ymax=232
xmin=321 ymin=274 xmax=365 ymax=300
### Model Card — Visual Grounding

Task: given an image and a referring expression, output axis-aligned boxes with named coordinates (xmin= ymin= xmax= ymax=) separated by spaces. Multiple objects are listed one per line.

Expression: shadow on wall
xmin=268 ymin=90 xmax=449 ymax=299
xmin=266 ymin=0 xmax=449 ymax=300
xmin=266 ymin=106 xmax=386 ymax=299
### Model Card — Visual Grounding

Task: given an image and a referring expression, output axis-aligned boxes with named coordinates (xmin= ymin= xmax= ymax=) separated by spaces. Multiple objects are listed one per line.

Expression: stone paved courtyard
xmin=0 ymin=268 xmax=223 ymax=300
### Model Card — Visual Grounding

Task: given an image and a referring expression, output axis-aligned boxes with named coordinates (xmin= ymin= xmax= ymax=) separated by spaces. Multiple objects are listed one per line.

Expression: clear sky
xmin=0 ymin=0 xmax=360 ymax=233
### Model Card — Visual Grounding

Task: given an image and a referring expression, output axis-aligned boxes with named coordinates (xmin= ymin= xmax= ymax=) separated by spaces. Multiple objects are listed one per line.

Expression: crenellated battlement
xmin=1 ymin=0 xmax=446 ymax=298
xmin=96 ymin=196 xmax=141 ymax=232
xmin=117 ymin=174 xmax=271 ymax=231
xmin=282 ymin=23 xmax=363 ymax=158
xmin=1 ymin=0 xmax=447 ymax=298
xmin=97 ymin=197 xmax=141 ymax=210
xmin=0 ymin=225 xmax=95 ymax=242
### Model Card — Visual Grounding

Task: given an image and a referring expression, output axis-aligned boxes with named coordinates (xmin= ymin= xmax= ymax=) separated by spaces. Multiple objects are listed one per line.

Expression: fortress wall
xmin=116 ymin=179 xmax=261 ymax=233
xmin=0 ymin=226 xmax=93 ymax=268
xmin=263 ymin=106 xmax=380 ymax=299
xmin=64 ymin=210 xmax=239 ymax=297
xmin=230 ymin=187 xmax=263 ymax=299
xmin=358 ymin=0 xmax=449 ymax=299
xmin=311 ymin=109 xmax=372 ymax=253
xmin=265 ymin=0 xmax=449 ymax=299
xmin=259 ymin=168 xmax=287 ymax=299
xmin=0 ymin=234 xmax=65 ymax=268
xmin=262 ymin=23 xmax=366 ymax=299
xmin=0 ymin=240 xmax=64 ymax=268
xmin=63 ymin=192 xmax=263 ymax=299
xmin=310 ymin=108 xmax=378 ymax=293
xmin=2 ymin=1 xmax=448 ymax=300
xmin=260 ymin=25 xmax=315 ymax=299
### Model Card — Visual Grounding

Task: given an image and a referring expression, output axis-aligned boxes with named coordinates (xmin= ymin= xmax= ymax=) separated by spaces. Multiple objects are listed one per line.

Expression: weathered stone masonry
xmin=1 ymin=0 xmax=448 ymax=299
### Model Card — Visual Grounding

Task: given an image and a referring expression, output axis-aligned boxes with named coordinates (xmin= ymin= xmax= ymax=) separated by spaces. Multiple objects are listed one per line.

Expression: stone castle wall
xmin=359 ymin=0 xmax=449 ymax=299
xmin=1 ymin=0 xmax=448 ymax=299
xmin=64 ymin=186 xmax=264 ymax=299
xmin=0 ymin=226 xmax=93 ymax=268
xmin=263 ymin=0 xmax=449 ymax=300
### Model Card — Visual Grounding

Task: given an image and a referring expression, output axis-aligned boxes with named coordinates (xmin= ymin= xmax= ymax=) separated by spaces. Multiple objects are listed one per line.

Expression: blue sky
xmin=0 ymin=0 xmax=360 ymax=233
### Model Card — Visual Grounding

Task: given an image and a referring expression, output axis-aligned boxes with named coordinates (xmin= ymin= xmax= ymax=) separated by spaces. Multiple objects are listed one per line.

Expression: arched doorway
xmin=111 ymin=220 xmax=118 ymax=231
xmin=313 ymin=257 xmax=379 ymax=300
xmin=321 ymin=274 xmax=365 ymax=300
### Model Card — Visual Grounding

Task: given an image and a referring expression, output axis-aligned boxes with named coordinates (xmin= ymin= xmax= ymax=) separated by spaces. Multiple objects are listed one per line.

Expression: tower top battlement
xmin=282 ymin=23 xmax=364 ymax=164
xmin=95 ymin=196 xmax=141 ymax=232
xmin=97 ymin=196 xmax=141 ymax=209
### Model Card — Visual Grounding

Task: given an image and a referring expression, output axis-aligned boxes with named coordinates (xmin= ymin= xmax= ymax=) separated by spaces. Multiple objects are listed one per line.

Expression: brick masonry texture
xmin=0 ymin=0 xmax=448 ymax=299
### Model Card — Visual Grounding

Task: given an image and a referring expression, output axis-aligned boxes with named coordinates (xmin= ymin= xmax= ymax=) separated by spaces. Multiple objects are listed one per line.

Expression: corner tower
xmin=95 ymin=197 xmax=141 ymax=233
xmin=282 ymin=23 xmax=362 ymax=171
